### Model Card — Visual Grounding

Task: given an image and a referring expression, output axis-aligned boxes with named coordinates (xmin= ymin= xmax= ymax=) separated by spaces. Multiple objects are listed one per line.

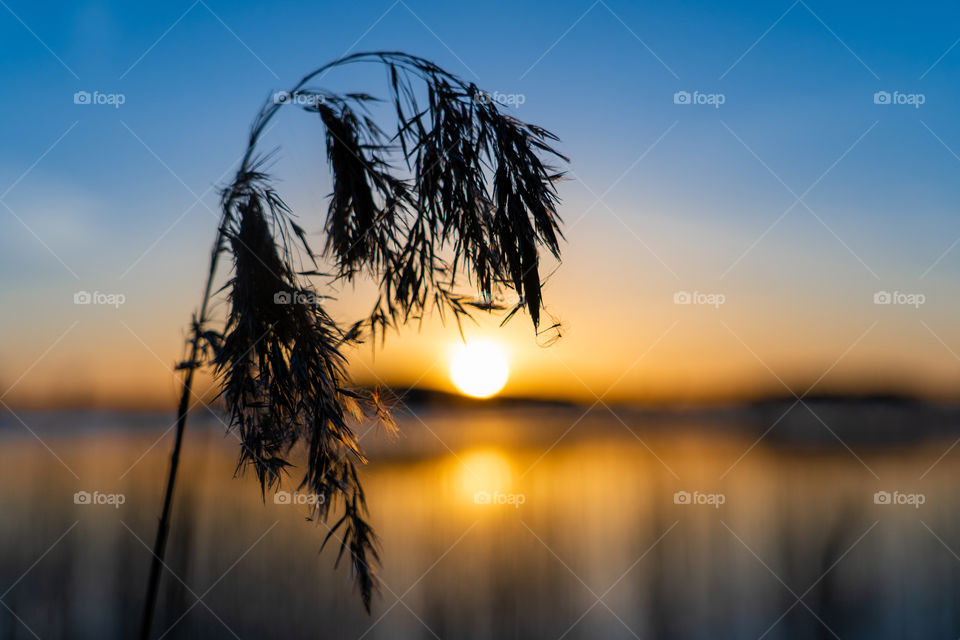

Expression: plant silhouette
xmin=140 ymin=51 xmax=566 ymax=639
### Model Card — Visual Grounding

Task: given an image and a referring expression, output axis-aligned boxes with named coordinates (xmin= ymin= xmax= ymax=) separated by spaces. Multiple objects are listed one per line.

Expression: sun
xmin=449 ymin=339 xmax=509 ymax=398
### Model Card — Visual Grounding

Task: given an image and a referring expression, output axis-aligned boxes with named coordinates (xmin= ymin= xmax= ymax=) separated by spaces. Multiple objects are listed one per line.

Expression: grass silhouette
xmin=140 ymin=51 xmax=566 ymax=638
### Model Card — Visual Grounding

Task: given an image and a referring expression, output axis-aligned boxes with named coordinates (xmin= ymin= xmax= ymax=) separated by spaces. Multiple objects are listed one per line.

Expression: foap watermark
xmin=74 ymin=291 xmax=126 ymax=308
xmin=274 ymin=491 xmax=324 ymax=505
xmin=273 ymin=291 xmax=321 ymax=305
xmin=74 ymin=490 xmax=125 ymax=508
xmin=874 ymin=290 xmax=925 ymax=308
xmin=474 ymin=90 xmax=526 ymax=108
xmin=673 ymin=490 xmax=725 ymax=508
xmin=673 ymin=90 xmax=725 ymax=109
xmin=874 ymin=490 xmax=925 ymax=508
xmin=873 ymin=90 xmax=925 ymax=108
xmin=674 ymin=290 xmax=726 ymax=308
xmin=73 ymin=90 xmax=125 ymax=109
xmin=474 ymin=490 xmax=525 ymax=508
xmin=273 ymin=91 xmax=325 ymax=107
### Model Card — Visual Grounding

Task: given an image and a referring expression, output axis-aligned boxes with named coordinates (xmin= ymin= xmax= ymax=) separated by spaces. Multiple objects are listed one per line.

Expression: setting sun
xmin=449 ymin=339 xmax=510 ymax=398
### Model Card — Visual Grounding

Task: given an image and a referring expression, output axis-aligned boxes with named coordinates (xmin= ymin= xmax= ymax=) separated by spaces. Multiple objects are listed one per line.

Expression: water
xmin=0 ymin=403 xmax=958 ymax=639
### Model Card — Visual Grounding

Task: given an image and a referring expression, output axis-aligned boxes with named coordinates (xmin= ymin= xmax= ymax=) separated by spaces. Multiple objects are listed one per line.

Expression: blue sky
xmin=4 ymin=0 xmax=960 ymax=406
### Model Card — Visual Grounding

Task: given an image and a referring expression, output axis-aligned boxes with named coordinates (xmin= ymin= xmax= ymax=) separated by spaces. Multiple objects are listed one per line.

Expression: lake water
xmin=1 ymin=402 xmax=958 ymax=639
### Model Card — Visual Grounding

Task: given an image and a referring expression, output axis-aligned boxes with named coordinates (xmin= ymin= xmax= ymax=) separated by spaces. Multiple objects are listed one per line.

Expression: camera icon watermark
xmin=272 ymin=91 xmax=325 ymax=107
xmin=673 ymin=490 xmax=725 ymax=508
xmin=674 ymin=290 xmax=726 ymax=308
xmin=873 ymin=290 xmax=925 ymax=309
xmin=473 ymin=490 xmax=526 ymax=508
xmin=873 ymin=490 xmax=925 ymax=508
xmin=873 ymin=90 xmax=925 ymax=108
xmin=73 ymin=90 xmax=126 ymax=109
xmin=273 ymin=291 xmax=321 ymax=305
xmin=673 ymin=90 xmax=725 ymax=109
xmin=74 ymin=490 xmax=126 ymax=508
xmin=473 ymin=90 xmax=526 ymax=108
xmin=74 ymin=291 xmax=126 ymax=308
xmin=274 ymin=490 xmax=324 ymax=505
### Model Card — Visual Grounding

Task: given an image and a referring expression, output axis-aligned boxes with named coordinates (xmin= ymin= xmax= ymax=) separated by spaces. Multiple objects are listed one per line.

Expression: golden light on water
xmin=449 ymin=339 xmax=509 ymax=398
xmin=457 ymin=449 xmax=514 ymax=502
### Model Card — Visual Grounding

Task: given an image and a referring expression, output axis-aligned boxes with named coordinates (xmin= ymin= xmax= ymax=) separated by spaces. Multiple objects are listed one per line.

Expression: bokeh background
xmin=3 ymin=1 xmax=960 ymax=638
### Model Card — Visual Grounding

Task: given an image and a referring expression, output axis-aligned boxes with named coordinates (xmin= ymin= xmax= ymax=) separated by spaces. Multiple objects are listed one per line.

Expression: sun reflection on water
xmin=456 ymin=449 xmax=515 ymax=503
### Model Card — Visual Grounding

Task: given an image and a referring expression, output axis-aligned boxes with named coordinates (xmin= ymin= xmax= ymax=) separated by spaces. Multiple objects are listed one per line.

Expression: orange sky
xmin=5 ymin=223 xmax=960 ymax=410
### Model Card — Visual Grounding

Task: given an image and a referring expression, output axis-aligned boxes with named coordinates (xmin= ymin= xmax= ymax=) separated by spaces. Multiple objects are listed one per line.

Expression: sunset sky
xmin=4 ymin=0 xmax=960 ymax=408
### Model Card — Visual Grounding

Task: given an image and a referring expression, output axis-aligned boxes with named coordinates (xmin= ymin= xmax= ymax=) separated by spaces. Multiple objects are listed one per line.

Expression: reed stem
xmin=138 ymin=223 xmax=226 ymax=640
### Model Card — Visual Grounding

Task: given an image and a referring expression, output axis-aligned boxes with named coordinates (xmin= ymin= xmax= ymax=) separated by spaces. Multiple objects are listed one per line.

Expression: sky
xmin=3 ymin=0 xmax=960 ymax=408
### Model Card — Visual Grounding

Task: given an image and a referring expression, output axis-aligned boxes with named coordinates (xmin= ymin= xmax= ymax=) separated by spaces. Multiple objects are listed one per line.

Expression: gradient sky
xmin=4 ymin=0 xmax=960 ymax=408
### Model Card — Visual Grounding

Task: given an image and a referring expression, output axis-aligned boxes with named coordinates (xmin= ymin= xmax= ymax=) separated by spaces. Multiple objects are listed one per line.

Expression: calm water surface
xmin=0 ymin=404 xmax=957 ymax=639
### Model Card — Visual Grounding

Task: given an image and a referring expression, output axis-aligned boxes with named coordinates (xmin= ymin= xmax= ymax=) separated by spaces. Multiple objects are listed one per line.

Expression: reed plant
xmin=140 ymin=51 xmax=566 ymax=638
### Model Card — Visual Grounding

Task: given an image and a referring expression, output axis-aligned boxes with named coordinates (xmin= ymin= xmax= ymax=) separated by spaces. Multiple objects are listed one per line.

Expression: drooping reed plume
xmin=140 ymin=51 xmax=566 ymax=638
